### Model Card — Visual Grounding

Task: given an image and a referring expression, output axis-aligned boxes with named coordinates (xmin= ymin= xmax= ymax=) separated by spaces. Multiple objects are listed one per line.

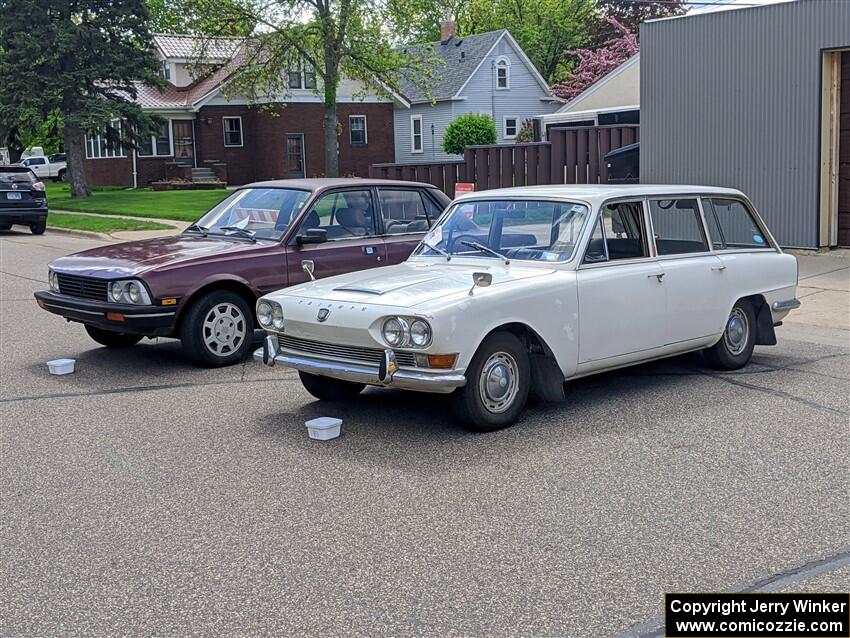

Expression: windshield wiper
xmin=460 ymin=240 xmax=510 ymax=265
xmin=184 ymin=223 xmax=208 ymax=236
xmin=424 ymin=242 xmax=451 ymax=261
xmin=219 ymin=225 xmax=257 ymax=241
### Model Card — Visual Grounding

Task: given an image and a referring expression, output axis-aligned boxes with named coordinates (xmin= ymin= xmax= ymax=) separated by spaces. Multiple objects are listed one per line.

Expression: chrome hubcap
xmin=202 ymin=302 xmax=246 ymax=356
xmin=724 ymin=307 xmax=749 ymax=356
xmin=478 ymin=352 xmax=519 ymax=414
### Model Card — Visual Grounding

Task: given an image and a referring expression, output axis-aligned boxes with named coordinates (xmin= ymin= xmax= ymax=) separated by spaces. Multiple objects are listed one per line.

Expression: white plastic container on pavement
xmin=305 ymin=417 xmax=342 ymax=441
xmin=47 ymin=358 xmax=76 ymax=375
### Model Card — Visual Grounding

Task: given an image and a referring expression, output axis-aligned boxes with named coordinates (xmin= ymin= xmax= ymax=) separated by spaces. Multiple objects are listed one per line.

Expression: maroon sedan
xmin=35 ymin=179 xmax=449 ymax=366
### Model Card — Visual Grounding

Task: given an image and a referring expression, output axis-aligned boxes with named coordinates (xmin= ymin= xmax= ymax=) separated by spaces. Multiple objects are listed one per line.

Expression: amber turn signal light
xmin=106 ymin=312 xmax=125 ymax=322
xmin=161 ymin=298 xmax=177 ymax=306
xmin=427 ymin=354 xmax=457 ymax=369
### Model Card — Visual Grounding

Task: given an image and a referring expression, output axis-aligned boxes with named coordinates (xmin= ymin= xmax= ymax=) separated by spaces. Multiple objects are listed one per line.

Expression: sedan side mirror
xmin=296 ymin=228 xmax=327 ymax=245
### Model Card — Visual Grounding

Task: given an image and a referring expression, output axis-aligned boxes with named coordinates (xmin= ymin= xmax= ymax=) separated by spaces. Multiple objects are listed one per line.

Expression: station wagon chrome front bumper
xmin=253 ymin=336 xmax=467 ymax=394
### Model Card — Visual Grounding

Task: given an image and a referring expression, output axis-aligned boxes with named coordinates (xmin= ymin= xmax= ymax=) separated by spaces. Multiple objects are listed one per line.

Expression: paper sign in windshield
xmin=424 ymin=225 xmax=443 ymax=248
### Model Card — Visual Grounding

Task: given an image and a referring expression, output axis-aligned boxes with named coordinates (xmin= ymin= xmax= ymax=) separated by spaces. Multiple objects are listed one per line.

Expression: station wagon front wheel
xmin=452 ymin=332 xmax=530 ymax=432
xmin=704 ymin=299 xmax=756 ymax=370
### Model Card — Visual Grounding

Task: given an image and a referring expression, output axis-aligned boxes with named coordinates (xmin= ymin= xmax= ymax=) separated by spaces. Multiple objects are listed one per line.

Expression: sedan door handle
xmin=711 ymin=264 xmax=727 ymax=271
xmin=648 ymin=272 xmax=665 ymax=282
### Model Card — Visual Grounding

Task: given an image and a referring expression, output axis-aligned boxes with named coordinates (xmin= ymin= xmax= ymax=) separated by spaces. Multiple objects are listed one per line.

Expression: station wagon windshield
xmin=189 ymin=187 xmax=311 ymax=241
xmin=415 ymin=199 xmax=590 ymax=262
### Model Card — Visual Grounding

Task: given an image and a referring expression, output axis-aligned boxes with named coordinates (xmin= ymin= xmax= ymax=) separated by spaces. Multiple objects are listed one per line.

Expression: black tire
xmin=703 ymin=298 xmax=756 ymax=370
xmin=30 ymin=221 xmax=46 ymax=235
xmin=299 ymin=371 xmax=365 ymax=401
xmin=451 ymin=332 xmax=530 ymax=432
xmin=179 ymin=289 xmax=253 ymax=367
xmin=58 ymin=169 xmax=67 ymax=182
xmin=85 ymin=324 xmax=143 ymax=348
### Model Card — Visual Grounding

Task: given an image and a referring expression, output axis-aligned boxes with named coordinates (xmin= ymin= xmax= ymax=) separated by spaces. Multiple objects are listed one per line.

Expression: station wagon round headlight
xmin=257 ymin=301 xmax=273 ymax=327
xmin=410 ymin=319 xmax=431 ymax=347
xmin=272 ymin=305 xmax=285 ymax=330
xmin=382 ymin=317 xmax=406 ymax=346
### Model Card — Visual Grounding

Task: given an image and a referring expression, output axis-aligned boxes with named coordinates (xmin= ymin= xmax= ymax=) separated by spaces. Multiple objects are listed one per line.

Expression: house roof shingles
xmin=399 ymin=30 xmax=505 ymax=103
xmin=153 ymin=33 xmax=242 ymax=60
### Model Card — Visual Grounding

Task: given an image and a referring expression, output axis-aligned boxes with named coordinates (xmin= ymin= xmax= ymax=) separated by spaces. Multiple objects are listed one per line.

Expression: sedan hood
xmin=49 ymin=235 xmax=264 ymax=278
xmin=281 ymin=260 xmax=555 ymax=308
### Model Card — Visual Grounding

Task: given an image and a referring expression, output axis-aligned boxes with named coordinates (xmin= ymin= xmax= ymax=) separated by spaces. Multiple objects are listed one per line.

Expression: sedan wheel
xmin=180 ymin=290 xmax=254 ymax=367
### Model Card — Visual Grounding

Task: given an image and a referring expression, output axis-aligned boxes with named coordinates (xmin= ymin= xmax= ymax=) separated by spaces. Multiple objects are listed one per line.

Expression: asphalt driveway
xmin=1 ymin=230 xmax=848 ymax=637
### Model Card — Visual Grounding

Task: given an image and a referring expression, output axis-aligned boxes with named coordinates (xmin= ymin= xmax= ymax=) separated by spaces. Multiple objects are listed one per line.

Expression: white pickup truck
xmin=18 ymin=154 xmax=67 ymax=182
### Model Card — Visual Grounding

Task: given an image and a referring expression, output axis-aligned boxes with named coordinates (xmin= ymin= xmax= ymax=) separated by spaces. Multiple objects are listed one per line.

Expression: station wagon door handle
xmin=648 ymin=272 xmax=665 ymax=282
xmin=711 ymin=264 xmax=727 ymax=271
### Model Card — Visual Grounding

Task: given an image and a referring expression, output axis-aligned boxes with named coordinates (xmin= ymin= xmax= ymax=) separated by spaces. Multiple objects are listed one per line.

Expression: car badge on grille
xmin=11 ymin=183 xmax=18 ymax=190
xmin=317 ymin=308 xmax=330 ymax=322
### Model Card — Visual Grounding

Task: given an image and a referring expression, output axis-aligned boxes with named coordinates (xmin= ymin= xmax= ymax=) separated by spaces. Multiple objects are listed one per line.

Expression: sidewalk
xmin=782 ymin=249 xmax=849 ymax=346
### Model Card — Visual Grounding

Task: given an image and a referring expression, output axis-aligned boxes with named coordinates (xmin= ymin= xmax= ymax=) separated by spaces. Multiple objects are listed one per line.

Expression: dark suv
xmin=0 ymin=166 xmax=48 ymax=234
xmin=35 ymin=178 xmax=450 ymax=367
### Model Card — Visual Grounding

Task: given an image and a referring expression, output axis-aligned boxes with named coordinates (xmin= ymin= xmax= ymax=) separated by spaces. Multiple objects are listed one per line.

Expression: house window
xmin=161 ymin=61 xmax=171 ymax=81
xmin=495 ymin=58 xmax=510 ymax=90
xmin=288 ymin=70 xmax=303 ymax=89
xmin=85 ymin=120 xmax=126 ymax=159
xmin=504 ymin=117 xmax=518 ymax=139
xmin=349 ymin=115 xmax=367 ymax=146
xmin=411 ymin=115 xmax=423 ymax=154
xmin=222 ymin=117 xmax=243 ymax=147
xmin=138 ymin=122 xmax=172 ymax=157
xmin=304 ymin=71 xmax=317 ymax=90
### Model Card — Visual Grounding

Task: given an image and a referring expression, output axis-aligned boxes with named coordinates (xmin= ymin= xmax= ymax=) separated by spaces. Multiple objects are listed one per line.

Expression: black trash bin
xmin=605 ymin=142 xmax=639 ymax=184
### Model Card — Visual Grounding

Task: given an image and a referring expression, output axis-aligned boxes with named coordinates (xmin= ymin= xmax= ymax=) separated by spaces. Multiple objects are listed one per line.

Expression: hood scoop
xmin=332 ymin=285 xmax=384 ymax=295
xmin=331 ymin=271 xmax=444 ymax=296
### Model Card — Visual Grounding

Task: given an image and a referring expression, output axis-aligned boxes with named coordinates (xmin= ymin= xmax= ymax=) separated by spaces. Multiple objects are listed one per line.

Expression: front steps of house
xmin=191 ymin=167 xmax=218 ymax=183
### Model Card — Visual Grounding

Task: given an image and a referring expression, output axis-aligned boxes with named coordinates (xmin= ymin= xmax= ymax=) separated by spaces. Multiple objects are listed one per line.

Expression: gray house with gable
xmin=394 ymin=23 xmax=560 ymax=163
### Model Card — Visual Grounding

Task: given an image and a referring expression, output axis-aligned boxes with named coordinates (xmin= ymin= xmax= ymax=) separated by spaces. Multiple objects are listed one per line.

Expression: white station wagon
xmin=255 ymin=185 xmax=800 ymax=431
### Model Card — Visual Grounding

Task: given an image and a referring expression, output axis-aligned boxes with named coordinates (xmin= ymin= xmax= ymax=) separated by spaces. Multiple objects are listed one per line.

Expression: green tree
xmin=147 ymin=0 xmax=255 ymax=35
xmin=190 ymin=0 xmax=436 ymax=177
xmin=442 ymin=113 xmax=496 ymax=155
xmin=0 ymin=0 xmax=164 ymax=196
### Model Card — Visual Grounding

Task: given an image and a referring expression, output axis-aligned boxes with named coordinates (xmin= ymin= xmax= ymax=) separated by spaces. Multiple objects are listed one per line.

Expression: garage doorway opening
xmin=820 ymin=49 xmax=850 ymax=247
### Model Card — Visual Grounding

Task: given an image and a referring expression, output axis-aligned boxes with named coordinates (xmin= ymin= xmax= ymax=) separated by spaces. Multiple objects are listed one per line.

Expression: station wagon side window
xmin=596 ymin=200 xmax=649 ymax=261
xmin=702 ymin=198 xmax=771 ymax=249
xmin=648 ymin=199 xmax=709 ymax=256
xmin=583 ymin=216 xmax=607 ymax=263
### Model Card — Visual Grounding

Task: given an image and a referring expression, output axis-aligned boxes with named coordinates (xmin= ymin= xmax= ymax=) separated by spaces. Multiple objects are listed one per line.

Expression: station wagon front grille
xmin=56 ymin=274 xmax=109 ymax=302
xmin=277 ymin=334 xmax=417 ymax=367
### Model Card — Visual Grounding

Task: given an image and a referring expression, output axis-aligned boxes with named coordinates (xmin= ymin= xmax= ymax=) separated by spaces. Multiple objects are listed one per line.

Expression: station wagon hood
xmin=48 ymin=235 xmax=265 ymax=278
xmin=282 ymin=261 xmax=555 ymax=308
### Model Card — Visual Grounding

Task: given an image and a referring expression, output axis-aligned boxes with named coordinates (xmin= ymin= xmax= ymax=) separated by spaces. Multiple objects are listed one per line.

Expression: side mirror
xmin=301 ymin=259 xmax=316 ymax=281
xmin=296 ymin=228 xmax=327 ymax=245
xmin=468 ymin=271 xmax=493 ymax=296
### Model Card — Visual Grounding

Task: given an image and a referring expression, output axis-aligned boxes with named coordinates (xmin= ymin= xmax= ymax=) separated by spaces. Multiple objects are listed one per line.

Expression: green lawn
xmin=46 ymin=183 xmax=229 ymax=222
xmin=47 ymin=213 xmax=173 ymax=233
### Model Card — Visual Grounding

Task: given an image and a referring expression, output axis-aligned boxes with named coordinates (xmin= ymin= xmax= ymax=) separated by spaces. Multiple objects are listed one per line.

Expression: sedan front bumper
xmin=34 ymin=290 xmax=176 ymax=336
xmin=253 ymin=338 xmax=466 ymax=394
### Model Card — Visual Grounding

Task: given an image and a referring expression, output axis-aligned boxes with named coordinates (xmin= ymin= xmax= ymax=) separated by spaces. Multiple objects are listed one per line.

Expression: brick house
xmin=83 ymin=34 xmax=401 ymax=187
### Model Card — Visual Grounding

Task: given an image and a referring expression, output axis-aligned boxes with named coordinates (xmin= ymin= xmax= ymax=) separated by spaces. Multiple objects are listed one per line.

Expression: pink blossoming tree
xmin=550 ymin=16 xmax=639 ymax=101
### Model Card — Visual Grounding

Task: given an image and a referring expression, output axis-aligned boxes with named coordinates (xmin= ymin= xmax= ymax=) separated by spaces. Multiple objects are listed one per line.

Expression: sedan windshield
xmin=189 ymin=188 xmax=311 ymax=241
xmin=414 ymin=199 xmax=590 ymax=262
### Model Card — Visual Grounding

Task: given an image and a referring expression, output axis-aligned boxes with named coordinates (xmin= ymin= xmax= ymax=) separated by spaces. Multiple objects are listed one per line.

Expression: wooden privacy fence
xmin=369 ymin=124 xmax=639 ymax=197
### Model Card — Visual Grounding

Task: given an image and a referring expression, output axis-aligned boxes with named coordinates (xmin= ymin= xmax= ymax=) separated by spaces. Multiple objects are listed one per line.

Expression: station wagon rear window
xmin=415 ymin=199 xmax=590 ymax=262
xmin=649 ymin=199 xmax=709 ymax=255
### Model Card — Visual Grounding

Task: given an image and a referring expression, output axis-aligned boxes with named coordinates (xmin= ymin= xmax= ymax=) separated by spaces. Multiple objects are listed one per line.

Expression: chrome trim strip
xmin=772 ymin=299 xmax=801 ymax=311
xmin=253 ymin=348 xmax=466 ymax=394
xmin=125 ymin=311 xmax=176 ymax=318
xmin=42 ymin=302 xmax=103 ymax=316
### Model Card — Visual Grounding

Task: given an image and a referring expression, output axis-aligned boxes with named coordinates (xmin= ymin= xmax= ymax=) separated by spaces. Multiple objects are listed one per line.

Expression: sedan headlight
xmin=108 ymin=279 xmax=152 ymax=305
xmin=382 ymin=316 xmax=431 ymax=348
xmin=257 ymin=301 xmax=273 ymax=327
xmin=48 ymin=269 xmax=59 ymax=292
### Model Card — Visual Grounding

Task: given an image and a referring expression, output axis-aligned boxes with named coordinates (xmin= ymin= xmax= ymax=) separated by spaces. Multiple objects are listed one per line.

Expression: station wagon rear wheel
xmin=180 ymin=290 xmax=253 ymax=368
xmin=452 ymin=332 xmax=530 ymax=432
xmin=704 ymin=299 xmax=756 ymax=370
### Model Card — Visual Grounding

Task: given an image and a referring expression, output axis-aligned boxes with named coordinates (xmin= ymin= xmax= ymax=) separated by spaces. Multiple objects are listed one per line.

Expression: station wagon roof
xmin=455 ymin=184 xmax=746 ymax=205
xmin=244 ymin=177 xmax=437 ymax=191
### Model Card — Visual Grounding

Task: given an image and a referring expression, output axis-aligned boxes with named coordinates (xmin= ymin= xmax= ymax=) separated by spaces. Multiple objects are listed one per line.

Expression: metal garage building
xmin=640 ymin=0 xmax=850 ymax=248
